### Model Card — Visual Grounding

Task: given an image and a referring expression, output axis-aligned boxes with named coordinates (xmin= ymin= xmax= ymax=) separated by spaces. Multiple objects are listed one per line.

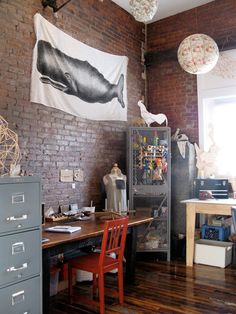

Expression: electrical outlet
xmin=72 ymin=183 xmax=76 ymax=189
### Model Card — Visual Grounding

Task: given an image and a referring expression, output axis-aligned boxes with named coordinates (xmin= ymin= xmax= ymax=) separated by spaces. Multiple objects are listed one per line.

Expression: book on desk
xmin=45 ymin=225 xmax=81 ymax=233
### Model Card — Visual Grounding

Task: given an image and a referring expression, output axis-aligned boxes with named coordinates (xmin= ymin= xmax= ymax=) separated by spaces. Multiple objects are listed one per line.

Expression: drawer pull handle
xmin=7 ymin=262 xmax=28 ymax=272
xmin=6 ymin=214 xmax=28 ymax=221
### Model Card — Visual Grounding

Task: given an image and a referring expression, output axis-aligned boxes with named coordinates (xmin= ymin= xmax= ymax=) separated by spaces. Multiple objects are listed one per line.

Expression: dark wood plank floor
xmin=50 ymin=259 xmax=236 ymax=313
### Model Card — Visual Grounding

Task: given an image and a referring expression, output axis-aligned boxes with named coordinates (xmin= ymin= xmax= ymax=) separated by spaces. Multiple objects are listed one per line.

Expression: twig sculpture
xmin=0 ymin=115 xmax=21 ymax=175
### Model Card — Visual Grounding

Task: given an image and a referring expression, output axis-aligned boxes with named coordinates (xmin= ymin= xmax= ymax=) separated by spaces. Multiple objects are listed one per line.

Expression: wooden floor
xmin=50 ymin=258 xmax=236 ymax=314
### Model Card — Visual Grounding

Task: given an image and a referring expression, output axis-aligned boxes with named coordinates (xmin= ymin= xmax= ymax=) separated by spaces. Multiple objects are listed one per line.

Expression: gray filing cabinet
xmin=127 ymin=127 xmax=171 ymax=260
xmin=0 ymin=176 xmax=42 ymax=314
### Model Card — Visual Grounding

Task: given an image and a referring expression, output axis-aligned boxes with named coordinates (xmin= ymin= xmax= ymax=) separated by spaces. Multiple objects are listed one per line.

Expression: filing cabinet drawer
xmin=0 ymin=229 xmax=41 ymax=287
xmin=0 ymin=181 xmax=40 ymax=234
xmin=0 ymin=275 xmax=41 ymax=314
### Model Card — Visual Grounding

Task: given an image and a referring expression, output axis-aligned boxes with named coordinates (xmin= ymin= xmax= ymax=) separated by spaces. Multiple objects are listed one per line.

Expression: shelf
xmin=134 ymin=194 xmax=166 ymax=197
xmin=134 ymin=216 xmax=167 ymax=222
xmin=137 ymin=248 xmax=169 ymax=253
xmin=152 ymin=217 xmax=167 ymax=221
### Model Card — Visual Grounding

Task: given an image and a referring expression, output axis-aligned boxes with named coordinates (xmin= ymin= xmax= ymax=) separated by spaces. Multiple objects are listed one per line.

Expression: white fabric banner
xmin=30 ymin=13 xmax=128 ymax=121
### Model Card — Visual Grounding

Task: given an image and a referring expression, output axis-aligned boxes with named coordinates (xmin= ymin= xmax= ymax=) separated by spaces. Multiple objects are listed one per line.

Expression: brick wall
xmin=0 ymin=0 xmax=144 ymax=210
xmin=2 ymin=0 xmax=235 ymax=211
xmin=146 ymin=0 xmax=236 ymax=144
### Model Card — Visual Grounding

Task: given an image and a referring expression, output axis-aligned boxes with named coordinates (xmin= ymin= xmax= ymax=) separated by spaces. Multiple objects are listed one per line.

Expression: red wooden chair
xmin=68 ymin=216 xmax=129 ymax=314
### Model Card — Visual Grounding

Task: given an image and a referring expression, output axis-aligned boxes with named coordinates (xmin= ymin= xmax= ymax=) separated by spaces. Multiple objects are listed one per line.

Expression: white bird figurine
xmin=137 ymin=100 xmax=168 ymax=127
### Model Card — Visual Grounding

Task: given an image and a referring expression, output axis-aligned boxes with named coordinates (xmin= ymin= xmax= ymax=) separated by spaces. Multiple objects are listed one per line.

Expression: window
xmin=200 ymin=95 xmax=236 ymax=178
xmin=197 ymin=49 xmax=236 ymax=179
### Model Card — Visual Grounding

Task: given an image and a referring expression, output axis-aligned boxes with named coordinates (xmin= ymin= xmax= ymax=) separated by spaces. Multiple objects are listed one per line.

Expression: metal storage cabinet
xmin=171 ymin=141 xmax=195 ymax=236
xmin=127 ymin=127 xmax=171 ymax=260
xmin=0 ymin=176 xmax=42 ymax=314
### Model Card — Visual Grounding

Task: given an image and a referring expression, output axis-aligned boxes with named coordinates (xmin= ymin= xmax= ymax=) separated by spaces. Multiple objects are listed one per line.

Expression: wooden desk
xmin=42 ymin=214 xmax=152 ymax=314
xmin=181 ymin=198 xmax=236 ymax=267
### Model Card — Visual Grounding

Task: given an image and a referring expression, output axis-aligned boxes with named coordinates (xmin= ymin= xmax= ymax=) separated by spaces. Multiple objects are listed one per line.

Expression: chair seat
xmin=69 ymin=252 xmax=119 ymax=274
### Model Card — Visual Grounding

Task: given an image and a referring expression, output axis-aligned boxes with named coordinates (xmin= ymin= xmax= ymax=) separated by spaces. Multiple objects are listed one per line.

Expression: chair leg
xmin=98 ymin=272 xmax=105 ymax=314
xmin=118 ymin=264 xmax=124 ymax=304
xmin=68 ymin=264 xmax=73 ymax=302
xmin=93 ymin=273 xmax=97 ymax=296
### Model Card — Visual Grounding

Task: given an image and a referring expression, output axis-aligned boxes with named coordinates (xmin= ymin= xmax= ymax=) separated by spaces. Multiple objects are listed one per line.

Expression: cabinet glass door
xmin=128 ymin=127 xmax=171 ymax=259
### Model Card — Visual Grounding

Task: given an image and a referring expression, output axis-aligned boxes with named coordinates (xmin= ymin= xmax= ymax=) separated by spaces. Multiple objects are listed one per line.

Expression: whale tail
xmin=116 ymin=74 xmax=125 ymax=108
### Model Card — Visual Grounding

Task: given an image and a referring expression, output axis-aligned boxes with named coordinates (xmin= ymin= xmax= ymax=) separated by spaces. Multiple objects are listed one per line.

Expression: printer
xmin=194 ymin=178 xmax=229 ymax=199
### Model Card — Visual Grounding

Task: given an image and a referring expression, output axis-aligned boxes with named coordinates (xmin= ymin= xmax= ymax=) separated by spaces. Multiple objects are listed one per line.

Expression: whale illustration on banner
xmin=37 ymin=40 xmax=125 ymax=108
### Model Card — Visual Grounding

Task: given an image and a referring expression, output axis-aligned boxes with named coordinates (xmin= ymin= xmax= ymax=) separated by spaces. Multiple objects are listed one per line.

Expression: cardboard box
xmin=194 ymin=239 xmax=232 ymax=268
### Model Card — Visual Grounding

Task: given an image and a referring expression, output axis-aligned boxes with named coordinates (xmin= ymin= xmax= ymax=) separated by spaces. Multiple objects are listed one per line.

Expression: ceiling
xmin=111 ymin=0 xmax=215 ymax=22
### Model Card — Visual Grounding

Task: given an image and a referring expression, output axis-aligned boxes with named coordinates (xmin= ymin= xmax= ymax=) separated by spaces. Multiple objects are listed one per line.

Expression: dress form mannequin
xmin=103 ymin=163 xmax=127 ymax=213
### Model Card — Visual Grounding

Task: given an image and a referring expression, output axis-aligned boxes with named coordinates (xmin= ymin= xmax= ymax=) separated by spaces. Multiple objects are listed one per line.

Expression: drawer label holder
xmin=12 ymin=290 xmax=25 ymax=306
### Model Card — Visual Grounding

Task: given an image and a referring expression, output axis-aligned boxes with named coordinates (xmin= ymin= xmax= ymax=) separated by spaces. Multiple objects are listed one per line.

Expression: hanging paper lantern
xmin=177 ymin=34 xmax=219 ymax=74
xmin=129 ymin=0 xmax=159 ymax=23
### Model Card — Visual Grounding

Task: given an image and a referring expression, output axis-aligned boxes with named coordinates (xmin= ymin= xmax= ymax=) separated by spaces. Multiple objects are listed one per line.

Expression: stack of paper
xmin=46 ymin=225 xmax=81 ymax=233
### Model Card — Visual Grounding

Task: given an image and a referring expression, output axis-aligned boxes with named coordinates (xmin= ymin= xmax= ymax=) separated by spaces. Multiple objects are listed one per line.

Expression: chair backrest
xmin=99 ymin=216 xmax=128 ymax=267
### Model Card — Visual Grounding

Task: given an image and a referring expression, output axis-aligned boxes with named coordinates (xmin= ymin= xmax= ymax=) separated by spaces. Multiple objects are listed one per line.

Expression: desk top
xmin=181 ymin=198 xmax=236 ymax=205
xmin=42 ymin=213 xmax=152 ymax=249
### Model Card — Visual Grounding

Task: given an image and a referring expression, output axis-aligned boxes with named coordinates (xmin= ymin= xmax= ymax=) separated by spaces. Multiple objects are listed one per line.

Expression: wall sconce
xmin=41 ymin=0 xmax=72 ymax=13
xmin=42 ymin=0 xmax=103 ymax=12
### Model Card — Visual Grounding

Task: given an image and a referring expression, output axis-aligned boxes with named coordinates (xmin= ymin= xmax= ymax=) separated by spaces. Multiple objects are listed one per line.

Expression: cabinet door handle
xmin=6 ymin=262 xmax=28 ymax=272
xmin=6 ymin=214 xmax=28 ymax=221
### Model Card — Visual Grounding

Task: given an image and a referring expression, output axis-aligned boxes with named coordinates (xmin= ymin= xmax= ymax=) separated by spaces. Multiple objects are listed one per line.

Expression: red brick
xmin=0 ymin=0 xmax=143 ymax=210
xmin=147 ymin=0 xmax=236 ymax=144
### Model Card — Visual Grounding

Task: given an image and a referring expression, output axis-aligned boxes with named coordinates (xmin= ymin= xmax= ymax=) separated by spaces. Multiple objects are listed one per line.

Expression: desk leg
xmin=125 ymin=226 xmax=137 ymax=283
xmin=186 ymin=204 xmax=196 ymax=267
xmin=43 ymin=249 xmax=50 ymax=314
